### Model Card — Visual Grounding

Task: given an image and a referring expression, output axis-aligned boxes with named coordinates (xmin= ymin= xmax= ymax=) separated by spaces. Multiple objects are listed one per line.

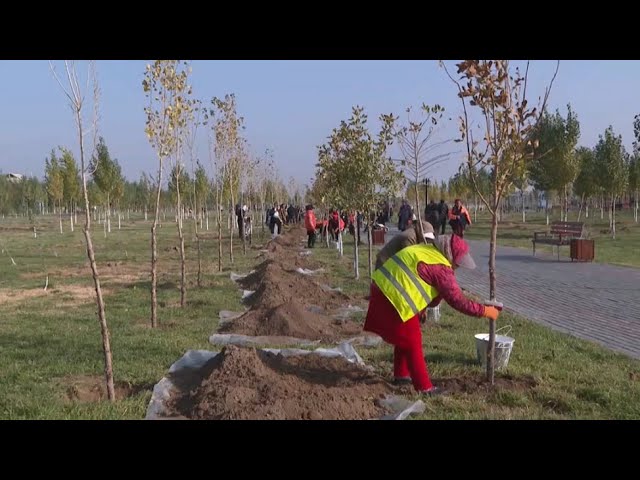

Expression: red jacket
xmin=363 ymin=263 xmax=484 ymax=345
xmin=304 ymin=210 xmax=317 ymax=232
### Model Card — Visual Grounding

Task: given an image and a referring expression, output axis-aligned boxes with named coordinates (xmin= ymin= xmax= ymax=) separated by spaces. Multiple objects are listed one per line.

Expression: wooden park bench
xmin=532 ymin=221 xmax=585 ymax=260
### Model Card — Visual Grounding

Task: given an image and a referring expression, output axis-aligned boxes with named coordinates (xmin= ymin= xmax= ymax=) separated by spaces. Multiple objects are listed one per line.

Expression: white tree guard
xmin=146 ymin=347 xmax=426 ymax=421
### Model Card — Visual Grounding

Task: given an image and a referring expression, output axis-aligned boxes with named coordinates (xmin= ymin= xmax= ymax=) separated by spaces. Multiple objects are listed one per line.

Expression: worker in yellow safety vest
xmin=363 ymin=234 xmax=500 ymax=395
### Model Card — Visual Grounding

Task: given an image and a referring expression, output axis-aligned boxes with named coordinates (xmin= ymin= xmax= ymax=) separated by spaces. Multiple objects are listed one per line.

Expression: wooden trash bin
xmin=372 ymin=229 xmax=386 ymax=245
xmin=570 ymin=239 xmax=594 ymax=262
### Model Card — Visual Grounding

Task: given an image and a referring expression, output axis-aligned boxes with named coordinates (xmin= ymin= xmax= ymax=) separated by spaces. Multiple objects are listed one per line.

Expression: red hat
xmin=450 ymin=234 xmax=476 ymax=269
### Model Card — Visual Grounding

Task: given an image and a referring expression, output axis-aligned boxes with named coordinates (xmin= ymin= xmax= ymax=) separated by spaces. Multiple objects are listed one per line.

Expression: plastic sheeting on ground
xmin=230 ymin=271 xmax=255 ymax=282
xmin=295 ymin=267 xmax=325 ymax=275
xmin=145 ymin=346 xmax=426 ymax=421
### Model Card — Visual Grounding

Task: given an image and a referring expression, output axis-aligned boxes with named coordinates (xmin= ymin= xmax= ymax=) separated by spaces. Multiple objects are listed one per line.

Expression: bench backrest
xmin=550 ymin=221 xmax=584 ymax=237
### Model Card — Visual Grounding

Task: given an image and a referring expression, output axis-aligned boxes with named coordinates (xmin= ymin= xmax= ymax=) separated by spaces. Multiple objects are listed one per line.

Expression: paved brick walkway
xmin=384 ymin=228 xmax=640 ymax=359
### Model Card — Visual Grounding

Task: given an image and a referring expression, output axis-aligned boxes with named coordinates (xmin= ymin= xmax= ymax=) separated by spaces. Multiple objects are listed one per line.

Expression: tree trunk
xmin=206 ymin=209 xmax=209 ymax=231
xmin=217 ymin=206 xmax=223 ymax=272
xmin=635 ymin=190 xmax=638 ymax=223
xmin=70 ymin=210 xmax=74 ymax=232
xmin=144 ymin=206 xmax=148 ymax=221
xmin=229 ymin=199 xmax=235 ymax=265
xmin=577 ymin=193 xmax=585 ymax=222
xmin=367 ymin=222 xmax=373 ymax=280
xmin=586 ymin=202 xmax=589 ymax=219
xmin=522 ymin=193 xmax=526 ymax=223
xmin=611 ymin=195 xmax=616 ymax=239
xmin=487 ymin=208 xmax=499 ymax=385
xmin=73 ymin=106 xmax=115 ymax=402
xmin=474 ymin=194 xmax=478 ymax=223
xmin=118 ymin=213 xmax=121 ymax=230
xmin=59 ymin=205 xmax=63 ymax=234
xmin=197 ymin=235 xmax=202 ymax=288
xmin=325 ymin=216 xmax=330 ymax=248
xmin=176 ymin=179 xmax=186 ymax=308
xmin=151 ymin=162 xmax=163 ymax=329
xmin=354 ymin=228 xmax=359 ymax=280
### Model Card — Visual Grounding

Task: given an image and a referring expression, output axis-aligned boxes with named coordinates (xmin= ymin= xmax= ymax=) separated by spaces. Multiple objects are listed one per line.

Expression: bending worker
xmin=375 ymin=220 xmax=436 ymax=270
xmin=364 ymin=234 xmax=500 ymax=395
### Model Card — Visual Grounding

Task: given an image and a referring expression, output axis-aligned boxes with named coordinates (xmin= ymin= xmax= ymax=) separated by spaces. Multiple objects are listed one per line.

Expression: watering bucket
xmin=427 ymin=305 xmax=441 ymax=322
xmin=475 ymin=325 xmax=514 ymax=370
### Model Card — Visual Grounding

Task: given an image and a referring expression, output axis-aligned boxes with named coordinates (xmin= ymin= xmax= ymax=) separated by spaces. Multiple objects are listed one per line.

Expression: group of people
xmin=364 ymin=217 xmax=499 ymax=396
xmin=425 ymin=198 xmax=472 ymax=238
xmin=265 ymin=203 xmax=304 ymax=236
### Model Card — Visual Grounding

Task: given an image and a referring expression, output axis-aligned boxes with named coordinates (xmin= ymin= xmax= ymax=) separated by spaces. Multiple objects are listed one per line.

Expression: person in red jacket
xmin=448 ymin=199 xmax=472 ymax=238
xmin=363 ymin=234 xmax=500 ymax=396
xmin=304 ymin=205 xmax=317 ymax=248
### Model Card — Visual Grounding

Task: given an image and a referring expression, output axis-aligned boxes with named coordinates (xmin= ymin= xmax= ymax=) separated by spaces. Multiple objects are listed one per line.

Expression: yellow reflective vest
xmin=371 ymin=243 xmax=451 ymax=322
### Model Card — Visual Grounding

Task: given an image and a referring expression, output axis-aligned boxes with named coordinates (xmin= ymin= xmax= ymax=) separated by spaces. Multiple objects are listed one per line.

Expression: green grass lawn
xmin=0 ymin=213 xmax=260 ymax=419
xmin=461 ymin=209 xmax=640 ymax=268
xmin=311 ymin=234 xmax=640 ymax=419
xmin=1 ymin=214 xmax=639 ymax=419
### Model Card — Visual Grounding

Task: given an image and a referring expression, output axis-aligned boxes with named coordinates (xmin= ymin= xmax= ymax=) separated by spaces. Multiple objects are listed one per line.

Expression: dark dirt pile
xmin=240 ymin=260 xmax=350 ymax=311
xmin=166 ymin=345 xmax=397 ymax=420
xmin=218 ymin=298 xmax=363 ymax=340
xmin=221 ymin=225 xmax=369 ymax=341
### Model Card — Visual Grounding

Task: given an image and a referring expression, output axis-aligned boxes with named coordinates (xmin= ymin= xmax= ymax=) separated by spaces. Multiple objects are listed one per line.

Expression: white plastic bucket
xmin=475 ymin=325 xmax=514 ymax=370
xmin=427 ymin=305 xmax=441 ymax=322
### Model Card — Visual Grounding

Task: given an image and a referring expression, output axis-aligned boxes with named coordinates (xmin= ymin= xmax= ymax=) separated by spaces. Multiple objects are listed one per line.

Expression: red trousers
xmin=363 ymin=283 xmax=433 ymax=391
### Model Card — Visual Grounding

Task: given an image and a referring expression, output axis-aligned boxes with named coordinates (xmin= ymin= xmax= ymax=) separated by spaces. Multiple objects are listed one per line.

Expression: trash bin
xmin=570 ymin=239 xmax=594 ymax=262
xmin=372 ymin=229 xmax=385 ymax=245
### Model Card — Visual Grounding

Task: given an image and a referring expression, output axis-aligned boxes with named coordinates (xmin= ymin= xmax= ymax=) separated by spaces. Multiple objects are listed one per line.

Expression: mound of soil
xmin=219 ymin=299 xmax=363 ymax=340
xmin=241 ymin=261 xmax=350 ymax=311
xmin=166 ymin=345 xmax=397 ymax=420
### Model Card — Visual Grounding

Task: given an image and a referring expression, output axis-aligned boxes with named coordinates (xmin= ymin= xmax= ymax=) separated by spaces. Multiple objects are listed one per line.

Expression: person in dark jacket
xmin=437 ymin=199 xmax=449 ymax=235
xmin=235 ymin=204 xmax=244 ymax=239
xmin=287 ymin=205 xmax=296 ymax=225
xmin=398 ymin=200 xmax=412 ymax=232
xmin=425 ymin=200 xmax=440 ymax=234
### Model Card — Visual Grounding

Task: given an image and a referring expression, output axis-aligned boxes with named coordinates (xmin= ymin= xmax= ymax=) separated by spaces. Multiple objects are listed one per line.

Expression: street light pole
xmin=424 ymin=177 xmax=429 ymax=214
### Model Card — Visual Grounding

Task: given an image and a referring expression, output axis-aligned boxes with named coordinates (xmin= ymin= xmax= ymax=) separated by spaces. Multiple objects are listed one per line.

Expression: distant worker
xmin=449 ymin=198 xmax=472 ymax=238
xmin=304 ymin=204 xmax=317 ymax=248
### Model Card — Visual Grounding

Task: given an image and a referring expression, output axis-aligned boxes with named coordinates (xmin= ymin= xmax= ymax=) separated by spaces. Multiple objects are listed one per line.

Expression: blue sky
xmin=1 ymin=60 xmax=639 ymax=188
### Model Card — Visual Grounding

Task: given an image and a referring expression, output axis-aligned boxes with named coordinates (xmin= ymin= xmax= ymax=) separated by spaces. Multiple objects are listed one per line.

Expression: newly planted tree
xmin=50 ymin=60 xmax=115 ymax=401
xmin=143 ymin=60 xmax=189 ymax=326
xmin=44 ymin=149 xmax=65 ymax=233
xmin=594 ymin=126 xmax=628 ymax=239
xmin=631 ymin=115 xmax=640 ymax=222
xmin=317 ymin=106 xmax=402 ymax=278
xmin=61 ymin=148 xmax=80 ymax=231
xmin=573 ymin=147 xmax=597 ymax=221
xmin=91 ymin=137 xmax=125 ymax=234
xmin=393 ymin=104 xmax=452 ymax=237
xmin=529 ymin=105 xmax=580 ymax=222
xmin=443 ymin=59 xmax=558 ymax=384
xmin=208 ymin=94 xmax=245 ymax=265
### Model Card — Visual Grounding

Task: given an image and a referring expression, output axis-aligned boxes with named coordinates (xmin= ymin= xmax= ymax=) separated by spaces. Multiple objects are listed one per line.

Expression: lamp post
xmin=424 ymin=177 xmax=429 ymax=214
